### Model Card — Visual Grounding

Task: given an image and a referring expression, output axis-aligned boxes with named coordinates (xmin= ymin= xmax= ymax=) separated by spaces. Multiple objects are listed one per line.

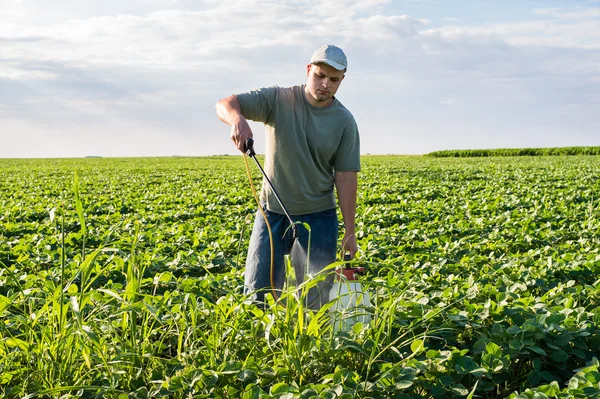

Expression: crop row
xmin=427 ymin=147 xmax=600 ymax=157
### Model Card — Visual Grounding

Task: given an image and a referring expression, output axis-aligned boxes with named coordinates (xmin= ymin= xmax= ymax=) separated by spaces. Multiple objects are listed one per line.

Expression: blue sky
xmin=1 ymin=0 xmax=599 ymax=157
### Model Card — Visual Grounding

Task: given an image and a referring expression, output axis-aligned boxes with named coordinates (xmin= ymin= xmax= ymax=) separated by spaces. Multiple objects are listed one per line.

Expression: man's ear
xmin=306 ymin=64 xmax=312 ymax=76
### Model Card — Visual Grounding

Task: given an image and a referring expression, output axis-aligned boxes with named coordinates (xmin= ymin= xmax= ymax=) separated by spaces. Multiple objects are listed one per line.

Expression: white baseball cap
xmin=310 ymin=45 xmax=347 ymax=71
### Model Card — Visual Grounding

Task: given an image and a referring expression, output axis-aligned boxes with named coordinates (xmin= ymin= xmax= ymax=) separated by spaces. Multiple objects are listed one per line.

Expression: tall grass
xmin=0 ymin=219 xmax=436 ymax=397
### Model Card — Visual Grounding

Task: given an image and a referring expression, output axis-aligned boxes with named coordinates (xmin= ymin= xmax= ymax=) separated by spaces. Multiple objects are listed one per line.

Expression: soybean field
xmin=1 ymin=155 xmax=599 ymax=398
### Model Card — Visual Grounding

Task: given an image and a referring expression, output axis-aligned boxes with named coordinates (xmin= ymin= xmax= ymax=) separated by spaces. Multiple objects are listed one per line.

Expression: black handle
xmin=244 ymin=138 xmax=256 ymax=157
xmin=343 ymin=252 xmax=351 ymax=268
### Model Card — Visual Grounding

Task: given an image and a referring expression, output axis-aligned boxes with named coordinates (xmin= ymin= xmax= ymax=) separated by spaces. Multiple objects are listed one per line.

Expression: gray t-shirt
xmin=236 ymin=84 xmax=360 ymax=215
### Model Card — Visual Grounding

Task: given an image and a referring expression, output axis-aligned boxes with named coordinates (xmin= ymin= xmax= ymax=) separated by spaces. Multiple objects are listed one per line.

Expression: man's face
xmin=305 ymin=63 xmax=345 ymax=106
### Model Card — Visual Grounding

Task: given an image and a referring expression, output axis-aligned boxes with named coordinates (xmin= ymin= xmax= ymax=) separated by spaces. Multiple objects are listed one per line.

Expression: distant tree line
xmin=427 ymin=146 xmax=600 ymax=157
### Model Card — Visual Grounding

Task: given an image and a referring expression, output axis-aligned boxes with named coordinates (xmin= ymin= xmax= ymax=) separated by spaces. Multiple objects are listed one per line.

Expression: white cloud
xmin=0 ymin=0 xmax=599 ymax=156
xmin=422 ymin=19 xmax=600 ymax=49
xmin=0 ymin=2 xmax=429 ymax=73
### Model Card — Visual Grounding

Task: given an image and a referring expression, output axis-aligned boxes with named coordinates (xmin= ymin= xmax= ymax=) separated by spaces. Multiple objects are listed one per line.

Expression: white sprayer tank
xmin=329 ymin=260 xmax=372 ymax=333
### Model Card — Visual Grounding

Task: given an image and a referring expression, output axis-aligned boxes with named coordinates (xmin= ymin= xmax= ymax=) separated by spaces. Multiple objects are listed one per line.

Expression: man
xmin=215 ymin=44 xmax=360 ymax=309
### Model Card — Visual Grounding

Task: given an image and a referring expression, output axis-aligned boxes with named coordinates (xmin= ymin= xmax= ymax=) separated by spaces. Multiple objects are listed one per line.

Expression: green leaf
xmin=538 ymin=381 xmax=560 ymax=396
xmin=201 ymin=371 xmax=218 ymax=389
xmin=450 ymin=384 xmax=469 ymax=396
xmin=243 ymin=385 xmax=260 ymax=399
xmin=583 ymin=387 xmax=600 ymax=397
xmin=271 ymin=383 xmax=293 ymax=394
xmin=237 ymin=370 xmax=257 ymax=384
xmin=528 ymin=371 xmax=543 ymax=385
xmin=507 ymin=325 xmax=522 ymax=334
xmin=529 ymin=346 xmax=547 ymax=356
xmin=473 ymin=338 xmax=488 ymax=353
xmin=510 ymin=338 xmax=523 ymax=350
xmin=439 ymin=375 xmax=454 ymax=386
xmin=486 ymin=342 xmax=502 ymax=356
xmin=455 ymin=356 xmax=479 ymax=374
xmin=300 ymin=388 xmax=319 ymax=398
xmin=394 ymin=380 xmax=414 ymax=390
xmin=585 ymin=371 xmax=600 ymax=384
xmin=541 ymin=371 xmax=555 ymax=382
xmin=550 ymin=350 xmax=569 ymax=363
xmin=411 ymin=339 xmax=425 ymax=354
xmin=470 ymin=368 xmax=487 ymax=377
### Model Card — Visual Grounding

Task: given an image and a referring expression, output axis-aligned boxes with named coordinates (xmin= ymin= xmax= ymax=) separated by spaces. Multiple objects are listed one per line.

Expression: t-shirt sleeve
xmin=235 ymin=86 xmax=278 ymax=123
xmin=334 ymin=117 xmax=361 ymax=172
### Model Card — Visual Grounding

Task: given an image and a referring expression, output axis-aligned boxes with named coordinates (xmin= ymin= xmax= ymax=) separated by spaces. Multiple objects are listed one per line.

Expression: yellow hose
xmin=243 ymin=154 xmax=280 ymax=302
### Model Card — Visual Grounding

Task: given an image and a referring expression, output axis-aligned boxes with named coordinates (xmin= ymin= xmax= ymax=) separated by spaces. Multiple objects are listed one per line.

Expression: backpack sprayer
xmin=329 ymin=253 xmax=372 ymax=333
xmin=243 ymin=138 xmax=371 ymax=330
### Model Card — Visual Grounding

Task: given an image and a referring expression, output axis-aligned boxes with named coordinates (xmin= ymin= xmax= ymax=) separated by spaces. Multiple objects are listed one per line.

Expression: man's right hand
xmin=231 ymin=117 xmax=254 ymax=153
xmin=216 ymin=95 xmax=254 ymax=153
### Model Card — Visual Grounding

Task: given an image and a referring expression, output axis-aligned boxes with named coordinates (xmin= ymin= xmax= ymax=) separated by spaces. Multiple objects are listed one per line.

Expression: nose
xmin=321 ymin=78 xmax=331 ymax=88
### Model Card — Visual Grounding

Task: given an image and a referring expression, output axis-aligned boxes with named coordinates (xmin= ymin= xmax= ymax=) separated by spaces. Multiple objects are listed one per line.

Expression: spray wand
xmin=244 ymin=138 xmax=297 ymax=239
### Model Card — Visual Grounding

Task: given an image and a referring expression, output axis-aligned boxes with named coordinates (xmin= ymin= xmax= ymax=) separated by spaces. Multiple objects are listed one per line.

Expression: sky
xmin=0 ymin=0 xmax=599 ymax=157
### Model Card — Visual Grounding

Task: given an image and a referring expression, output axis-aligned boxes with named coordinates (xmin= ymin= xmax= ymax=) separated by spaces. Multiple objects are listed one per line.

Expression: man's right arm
xmin=215 ymin=95 xmax=253 ymax=152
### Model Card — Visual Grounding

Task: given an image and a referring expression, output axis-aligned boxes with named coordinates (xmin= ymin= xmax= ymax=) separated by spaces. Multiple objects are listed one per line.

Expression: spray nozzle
xmin=244 ymin=138 xmax=256 ymax=157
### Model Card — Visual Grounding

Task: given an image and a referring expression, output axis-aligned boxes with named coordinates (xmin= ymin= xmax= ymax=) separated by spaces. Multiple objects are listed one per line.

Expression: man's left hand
xmin=341 ymin=232 xmax=358 ymax=259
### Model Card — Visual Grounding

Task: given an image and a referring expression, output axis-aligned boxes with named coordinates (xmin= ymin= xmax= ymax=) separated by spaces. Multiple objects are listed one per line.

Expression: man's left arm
xmin=335 ymin=171 xmax=358 ymax=259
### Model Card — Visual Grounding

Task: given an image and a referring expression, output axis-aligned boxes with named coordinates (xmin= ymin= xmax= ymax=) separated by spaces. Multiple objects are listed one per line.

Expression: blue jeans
xmin=245 ymin=204 xmax=338 ymax=309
